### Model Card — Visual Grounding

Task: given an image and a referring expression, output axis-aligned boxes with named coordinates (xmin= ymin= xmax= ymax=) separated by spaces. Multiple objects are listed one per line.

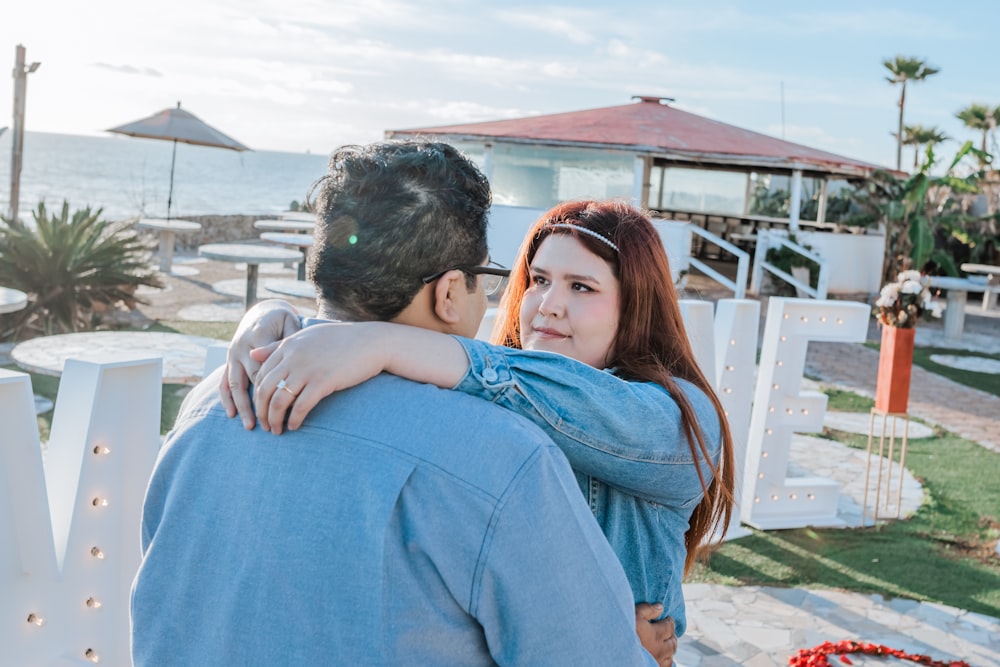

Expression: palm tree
xmin=901 ymin=124 xmax=948 ymax=171
xmin=883 ymin=56 xmax=940 ymax=170
xmin=955 ymin=103 xmax=1000 ymax=168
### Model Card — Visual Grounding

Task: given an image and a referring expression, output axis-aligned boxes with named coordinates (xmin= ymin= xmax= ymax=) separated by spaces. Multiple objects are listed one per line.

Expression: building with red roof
xmin=386 ymin=96 xmax=893 ymax=232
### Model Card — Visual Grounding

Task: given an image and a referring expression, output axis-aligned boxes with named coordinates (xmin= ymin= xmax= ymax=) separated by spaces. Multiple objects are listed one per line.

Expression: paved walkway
xmin=680 ymin=584 xmax=999 ymax=666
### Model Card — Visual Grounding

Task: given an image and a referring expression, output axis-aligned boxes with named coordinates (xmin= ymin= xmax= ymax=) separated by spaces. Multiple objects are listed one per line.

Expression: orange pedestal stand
xmin=874 ymin=326 xmax=915 ymax=414
xmin=862 ymin=409 xmax=910 ymax=523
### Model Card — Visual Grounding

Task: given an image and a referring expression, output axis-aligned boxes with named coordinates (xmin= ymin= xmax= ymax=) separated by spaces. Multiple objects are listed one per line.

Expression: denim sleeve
xmin=473 ymin=443 xmax=657 ymax=666
xmin=452 ymin=337 xmax=722 ymax=506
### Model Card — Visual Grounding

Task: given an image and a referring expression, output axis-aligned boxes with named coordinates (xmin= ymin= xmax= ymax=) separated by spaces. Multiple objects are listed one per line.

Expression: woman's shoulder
xmin=669 ymin=377 xmax=723 ymax=440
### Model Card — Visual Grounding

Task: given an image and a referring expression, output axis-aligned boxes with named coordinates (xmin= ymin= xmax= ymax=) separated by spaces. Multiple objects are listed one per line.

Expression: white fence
xmin=751 ymin=230 xmax=829 ymax=299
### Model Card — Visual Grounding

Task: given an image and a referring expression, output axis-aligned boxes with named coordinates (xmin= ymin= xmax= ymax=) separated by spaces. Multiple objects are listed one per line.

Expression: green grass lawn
xmin=912 ymin=346 xmax=1000 ymax=397
xmin=689 ymin=390 xmax=1000 ymax=619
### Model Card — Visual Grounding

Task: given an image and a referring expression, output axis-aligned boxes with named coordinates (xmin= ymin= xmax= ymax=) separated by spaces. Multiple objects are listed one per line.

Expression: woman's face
xmin=518 ymin=234 xmax=620 ymax=368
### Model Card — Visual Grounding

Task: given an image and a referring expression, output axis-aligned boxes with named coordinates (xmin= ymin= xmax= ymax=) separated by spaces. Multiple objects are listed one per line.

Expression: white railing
xmin=686 ymin=225 xmax=750 ymax=299
xmin=750 ymin=230 xmax=829 ymax=299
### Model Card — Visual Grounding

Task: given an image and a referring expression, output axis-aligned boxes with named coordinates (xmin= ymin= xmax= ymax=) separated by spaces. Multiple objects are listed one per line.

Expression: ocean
xmin=0 ymin=131 xmax=331 ymax=221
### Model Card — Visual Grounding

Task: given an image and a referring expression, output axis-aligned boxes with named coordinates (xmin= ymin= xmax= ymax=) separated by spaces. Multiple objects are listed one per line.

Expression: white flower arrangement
xmin=873 ymin=270 xmax=942 ymax=328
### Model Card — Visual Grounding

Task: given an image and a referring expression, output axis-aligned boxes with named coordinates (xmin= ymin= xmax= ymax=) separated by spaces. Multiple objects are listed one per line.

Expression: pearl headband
xmin=546 ymin=223 xmax=619 ymax=252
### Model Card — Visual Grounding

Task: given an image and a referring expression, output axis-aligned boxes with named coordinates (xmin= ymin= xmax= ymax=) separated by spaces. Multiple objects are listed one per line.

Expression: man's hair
xmin=307 ymin=141 xmax=491 ymax=321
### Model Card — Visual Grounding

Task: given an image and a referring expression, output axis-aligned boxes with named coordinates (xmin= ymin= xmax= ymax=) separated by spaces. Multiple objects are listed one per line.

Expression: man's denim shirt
xmin=133 ymin=367 xmax=658 ymax=666
xmin=454 ymin=338 xmax=724 ymax=638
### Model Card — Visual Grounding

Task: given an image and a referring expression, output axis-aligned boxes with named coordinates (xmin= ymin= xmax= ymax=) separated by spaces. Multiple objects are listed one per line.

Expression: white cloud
xmin=494 ymin=9 xmax=597 ymax=44
xmin=605 ymin=40 xmax=631 ymax=58
xmin=93 ymin=63 xmax=163 ymax=77
xmin=541 ymin=62 xmax=579 ymax=78
xmin=423 ymin=100 xmax=528 ymax=123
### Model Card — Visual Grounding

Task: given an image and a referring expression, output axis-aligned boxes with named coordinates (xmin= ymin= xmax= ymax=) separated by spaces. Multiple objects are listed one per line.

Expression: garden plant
xmin=0 ymin=201 xmax=162 ymax=340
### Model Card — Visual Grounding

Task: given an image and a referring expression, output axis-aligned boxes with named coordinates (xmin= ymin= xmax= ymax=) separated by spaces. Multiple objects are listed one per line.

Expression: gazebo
xmin=386 ymin=96 xmax=890 ymax=235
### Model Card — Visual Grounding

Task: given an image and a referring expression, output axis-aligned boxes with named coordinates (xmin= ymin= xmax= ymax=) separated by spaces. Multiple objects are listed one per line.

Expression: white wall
xmin=650 ymin=220 xmax=692 ymax=283
xmin=487 ymin=205 xmax=545 ymax=268
xmin=787 ymin=230 xmax=885 ymax=295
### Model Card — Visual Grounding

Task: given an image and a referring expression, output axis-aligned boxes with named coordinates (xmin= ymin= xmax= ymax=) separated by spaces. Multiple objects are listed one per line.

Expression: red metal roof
xmin=386 ymin=97 xmax=888 ymax=177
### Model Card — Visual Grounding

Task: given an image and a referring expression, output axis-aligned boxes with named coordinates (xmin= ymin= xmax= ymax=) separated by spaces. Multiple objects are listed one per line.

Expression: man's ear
xmin=431 ymin=269 xmax=466 ymax=325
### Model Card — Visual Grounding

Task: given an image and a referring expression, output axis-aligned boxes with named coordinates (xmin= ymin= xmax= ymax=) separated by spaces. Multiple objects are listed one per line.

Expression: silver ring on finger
xmin=276 ymin=378 xmax=298 ymax=398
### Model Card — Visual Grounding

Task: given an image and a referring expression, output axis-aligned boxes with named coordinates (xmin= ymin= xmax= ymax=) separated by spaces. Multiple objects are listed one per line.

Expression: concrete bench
xmin=927 ymin=276 xmax=1000 ymax=340
xmin=960 ymin=263 xmax=1000 ymax=310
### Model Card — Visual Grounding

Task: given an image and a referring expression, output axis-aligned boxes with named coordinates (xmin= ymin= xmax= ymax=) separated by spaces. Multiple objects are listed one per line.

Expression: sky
xmin=2 ymin=0 xmax=998 ymax=169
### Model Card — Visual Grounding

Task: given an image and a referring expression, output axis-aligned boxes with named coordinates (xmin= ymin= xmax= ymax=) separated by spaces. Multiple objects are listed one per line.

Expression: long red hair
xmin=493 ymin=200 xmax=735 ymax=573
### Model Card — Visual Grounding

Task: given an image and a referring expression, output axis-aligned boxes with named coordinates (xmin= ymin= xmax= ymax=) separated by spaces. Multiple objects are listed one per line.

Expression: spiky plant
xmin=0 ymin=201 xmax=163 ymax=339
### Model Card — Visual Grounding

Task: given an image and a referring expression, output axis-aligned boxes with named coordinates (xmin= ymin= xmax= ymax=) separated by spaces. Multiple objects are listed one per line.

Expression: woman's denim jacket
xmin=453 ymin=338 xmax=723 ymax=638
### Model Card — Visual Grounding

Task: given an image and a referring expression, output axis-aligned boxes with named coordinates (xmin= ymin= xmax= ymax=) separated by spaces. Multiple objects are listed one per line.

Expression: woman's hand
xmin=635 ymin=604 xmax=676 ymax=667
xmin=220 ymin=300 xmax=302 ymax=429
xmin=252 ymin=322 xmax=393 ymax=434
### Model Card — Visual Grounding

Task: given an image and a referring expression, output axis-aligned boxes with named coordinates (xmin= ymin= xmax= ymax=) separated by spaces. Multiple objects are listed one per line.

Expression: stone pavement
xmin=680 ymin=584 xmax=999 ymax=666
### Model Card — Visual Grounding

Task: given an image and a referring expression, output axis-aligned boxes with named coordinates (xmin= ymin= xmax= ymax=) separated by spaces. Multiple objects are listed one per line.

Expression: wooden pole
xmin=9 ymin=44 xmax=39 ymax=224
xmin=9 ymin=45 xmax=27 ymax=222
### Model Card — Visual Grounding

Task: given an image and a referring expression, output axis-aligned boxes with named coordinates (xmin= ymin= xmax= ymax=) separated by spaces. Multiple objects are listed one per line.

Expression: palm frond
xmin=0 ymin=201 xmax=162 ymax=339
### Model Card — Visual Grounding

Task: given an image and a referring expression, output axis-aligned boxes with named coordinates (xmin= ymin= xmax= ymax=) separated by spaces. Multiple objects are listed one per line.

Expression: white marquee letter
xmin=680 ymin=298 xmax=760 ymax=540
xmin=742 ymin=298 xmax=869 ymax=529
xmin=2 ymin=357 xmax=161 ymax=666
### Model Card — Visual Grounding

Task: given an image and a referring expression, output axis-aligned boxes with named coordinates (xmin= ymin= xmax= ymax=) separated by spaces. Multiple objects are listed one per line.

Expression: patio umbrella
xmin=107 ymin=102 xmax=249 ymax=220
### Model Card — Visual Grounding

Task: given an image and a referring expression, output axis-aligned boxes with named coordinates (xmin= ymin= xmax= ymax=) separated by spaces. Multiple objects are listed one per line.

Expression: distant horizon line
xmin=2 ymin=128 xmax=327 ymax=158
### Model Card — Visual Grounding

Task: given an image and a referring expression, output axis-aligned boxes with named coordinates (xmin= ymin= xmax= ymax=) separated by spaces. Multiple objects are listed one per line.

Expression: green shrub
xmin=0 ymin=201 xmax=162 ymax=340
xmin=764 ymin=234 xmax=820 ymax=294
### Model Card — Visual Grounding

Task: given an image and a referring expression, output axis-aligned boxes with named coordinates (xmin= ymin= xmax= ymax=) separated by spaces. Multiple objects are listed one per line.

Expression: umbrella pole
xmin=167 ymin=139 xmax=178 ymax=221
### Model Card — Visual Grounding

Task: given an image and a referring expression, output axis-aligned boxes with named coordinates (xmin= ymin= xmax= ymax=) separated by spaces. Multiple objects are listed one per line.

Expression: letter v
xmin=1 ymin=357 xmax=161 ymax=666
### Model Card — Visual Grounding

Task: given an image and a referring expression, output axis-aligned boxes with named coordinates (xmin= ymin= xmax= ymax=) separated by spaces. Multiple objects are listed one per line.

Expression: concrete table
xmin=0 ymin=287 xmax=28 ymax=314
xmin=279 ymin=211 xmax=315 ymax=222
xmin=265 ymin=278 xmax=317 ymax=300
xmin=960 ymin=263 xmax=1000 ymax=310
xmin=259 ymin=232 xmax=314 ymax=280
xmin=11 ymin=331 xmax=227 ymax=384
xmin=199 ymin=243 xmax=303 ymax=308
xmin=254 ymin=219 xmax=315 ymax=233
xmin=927 ymin=275 xmax=1000 ymax=341
xmin=137 ymin=219 xmax=203 ymax=273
